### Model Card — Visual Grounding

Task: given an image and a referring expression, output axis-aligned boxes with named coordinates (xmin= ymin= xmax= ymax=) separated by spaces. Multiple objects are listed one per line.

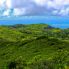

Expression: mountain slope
xmin=0 ymin=24 xmax=69 ymax=69
xmin=0 ymin=26 xmax=23 ymax=41
xmin=9 ymin=24 xmax=69 ymax=40
xmin=0 ymin=36 xmax=69 ymax=69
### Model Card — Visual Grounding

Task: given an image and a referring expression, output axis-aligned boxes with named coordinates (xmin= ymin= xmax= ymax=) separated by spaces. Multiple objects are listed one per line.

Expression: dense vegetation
xmin=0 ymin=24 xmax=69 ymax=69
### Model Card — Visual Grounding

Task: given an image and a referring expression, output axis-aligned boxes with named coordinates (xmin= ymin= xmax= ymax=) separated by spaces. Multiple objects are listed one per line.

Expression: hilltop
xmin=0 ymin=24 xmax=69 ymax=69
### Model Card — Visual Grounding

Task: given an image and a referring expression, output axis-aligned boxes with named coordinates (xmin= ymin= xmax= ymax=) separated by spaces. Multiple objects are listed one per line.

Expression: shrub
xmin=8 ymin=56 xmax=27 ymax=69
xmin=30 ymin=60 xmax=55 ymax=69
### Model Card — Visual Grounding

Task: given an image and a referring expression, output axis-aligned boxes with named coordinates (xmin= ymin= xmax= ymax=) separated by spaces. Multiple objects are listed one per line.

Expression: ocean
xmin=0 ymin=16 xmax=69 ymax=29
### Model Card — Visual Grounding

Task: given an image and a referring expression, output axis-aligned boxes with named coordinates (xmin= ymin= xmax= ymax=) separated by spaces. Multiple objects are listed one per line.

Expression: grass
xmin=0 ymin=24 xmax=69 ymax=69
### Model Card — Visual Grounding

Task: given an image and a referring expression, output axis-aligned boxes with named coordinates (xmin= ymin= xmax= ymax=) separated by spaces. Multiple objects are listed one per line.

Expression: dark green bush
xmin=8 ymin=57 xmax=27 ymax=69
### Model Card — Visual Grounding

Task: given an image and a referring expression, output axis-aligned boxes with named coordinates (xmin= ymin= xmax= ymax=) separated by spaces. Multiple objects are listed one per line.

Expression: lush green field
xmin=0 ymin=24 xmax=69 ymax=69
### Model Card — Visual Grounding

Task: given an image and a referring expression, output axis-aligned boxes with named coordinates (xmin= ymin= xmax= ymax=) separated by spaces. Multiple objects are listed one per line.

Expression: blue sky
xmin=0 ymin=16 xmax=69 ymax=28
xmin=0 ymin=0 xmax=69 ymax=28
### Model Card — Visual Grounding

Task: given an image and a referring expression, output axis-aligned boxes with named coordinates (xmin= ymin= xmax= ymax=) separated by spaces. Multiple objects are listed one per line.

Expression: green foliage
xmin=8 ymin=56 xmax=27 ymax=69
xmin=0 ymin=24 xmax=69 ymax=69
xmin=30 ymin=60 xmax=55 ymax=69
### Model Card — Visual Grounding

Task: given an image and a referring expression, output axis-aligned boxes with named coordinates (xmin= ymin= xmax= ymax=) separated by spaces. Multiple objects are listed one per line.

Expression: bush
xmin=30 ymin=60 xmax=55 ymax=69
xmin=8 ymin=56 xmax=27 ymax=69
xmin=36 ymin=36 xmax=48 ymax=40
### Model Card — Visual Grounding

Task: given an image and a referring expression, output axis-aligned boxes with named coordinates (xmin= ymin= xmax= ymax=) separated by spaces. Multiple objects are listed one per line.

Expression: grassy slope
xmin=0 ymin=26 xmax=23 ymax=41
xmin=0 ymin=24 xmax=69 ymax=69
xmin=0 ymin=36 xmax=69 ymax=68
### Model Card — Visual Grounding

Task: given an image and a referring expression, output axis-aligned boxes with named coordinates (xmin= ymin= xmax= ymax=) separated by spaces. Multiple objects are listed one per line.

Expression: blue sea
xmin=0 ymin=16 xmax=69 ymax=29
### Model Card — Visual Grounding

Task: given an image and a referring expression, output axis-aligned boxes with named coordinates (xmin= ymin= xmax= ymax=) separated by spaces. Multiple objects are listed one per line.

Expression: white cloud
xmin=13 ymin=8 xmax=26 ymax=16
xmin=0 ymin=0 xmax=12 ymax=9
xmin=52 ymin=10 xmax=58 ymax=14
xmin=6 ymin=0 xmax=12 ymax=8
xmin=59 ymin=8 xmax=69 ymax=15
xmin=3 ymin=9 xmax=10 ymax=16
xmin=0 ymin=0 xmax=5 ymax=7
xmin=33 ymin=0 xmax=69 ymax=6
xmin=33 ymin=0 xmax=48 ymax=6
xmin=33 ymin=0 xmax=69 ymax=9
xmin=0 ymin=0 xmax=69 ymax=16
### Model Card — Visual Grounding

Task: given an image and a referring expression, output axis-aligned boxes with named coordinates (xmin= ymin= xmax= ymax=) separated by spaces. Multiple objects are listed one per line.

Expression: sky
xmin=0 ymin=0 xmax=69 ymax=28
xmin=0 ymin=0 xmax=69 ymax=16
xmin=0 ymin=16 xmax=69 ymax=28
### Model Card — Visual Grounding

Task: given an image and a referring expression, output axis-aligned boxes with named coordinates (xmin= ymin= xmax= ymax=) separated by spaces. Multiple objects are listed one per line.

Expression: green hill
xmin=0 ymin=26 xmax=23 ymax=41
xmin=0 ymin=24 xmax=69 ymax=69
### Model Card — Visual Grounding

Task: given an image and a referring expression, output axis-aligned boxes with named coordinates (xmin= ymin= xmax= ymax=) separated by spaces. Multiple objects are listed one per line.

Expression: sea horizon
xmin=0 ymin=16 xmax=69 ymax=29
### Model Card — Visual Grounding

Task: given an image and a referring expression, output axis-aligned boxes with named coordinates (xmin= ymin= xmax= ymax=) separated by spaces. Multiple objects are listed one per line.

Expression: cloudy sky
xmin=0 ymin=0 xmax=69 ymax=16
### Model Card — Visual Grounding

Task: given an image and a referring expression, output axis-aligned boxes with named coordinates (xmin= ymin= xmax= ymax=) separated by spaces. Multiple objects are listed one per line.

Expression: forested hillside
xmin=0 ymin=24 xmax=69 ymax=69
